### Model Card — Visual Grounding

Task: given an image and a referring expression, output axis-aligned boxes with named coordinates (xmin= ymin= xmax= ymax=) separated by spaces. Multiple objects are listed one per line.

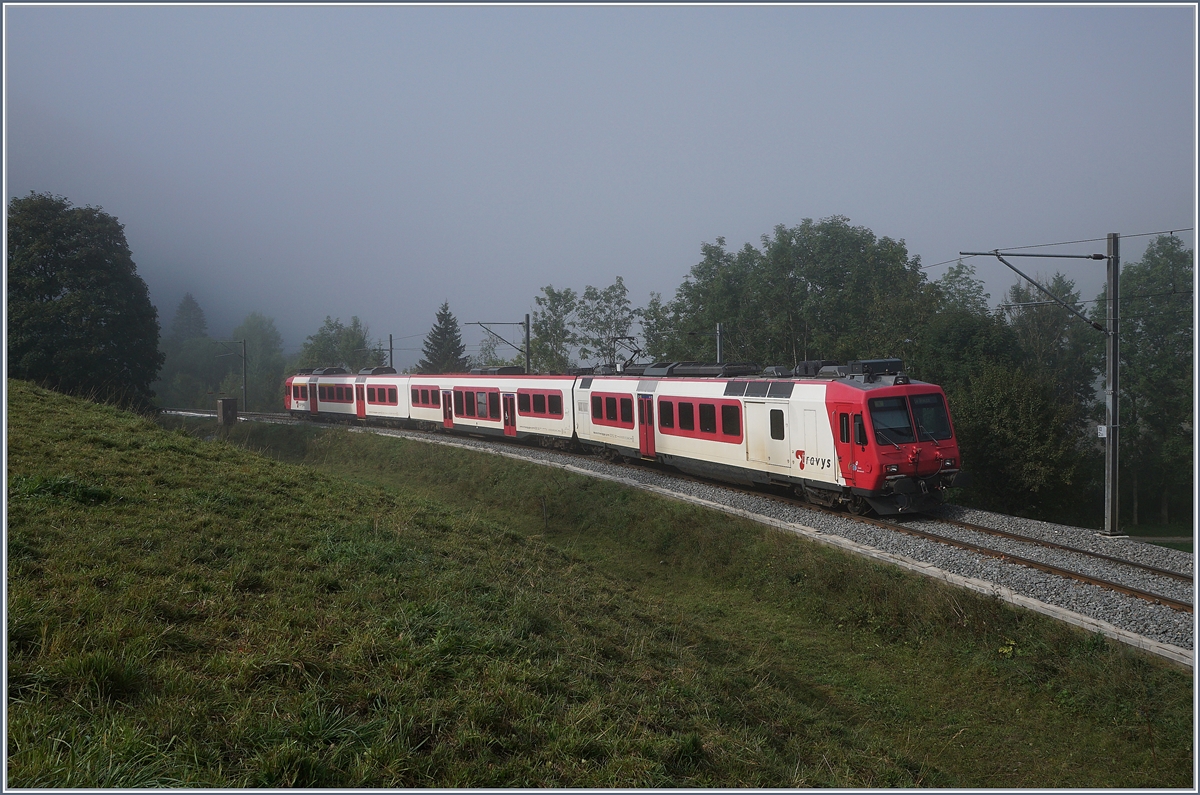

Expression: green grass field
xmin=7 ymin=381 xmax=1194 ymax=787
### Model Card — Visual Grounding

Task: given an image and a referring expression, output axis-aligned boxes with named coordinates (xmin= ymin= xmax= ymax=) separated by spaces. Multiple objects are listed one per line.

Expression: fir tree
xmin=167 ymin=293 xmax=208 ymax=347
xmin=417 ymin=301 xmax=469 ymax=373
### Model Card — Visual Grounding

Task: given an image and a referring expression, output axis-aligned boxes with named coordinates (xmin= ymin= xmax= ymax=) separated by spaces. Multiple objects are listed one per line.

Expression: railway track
xmin=160 ymin=408 xmax=1194 ymax=616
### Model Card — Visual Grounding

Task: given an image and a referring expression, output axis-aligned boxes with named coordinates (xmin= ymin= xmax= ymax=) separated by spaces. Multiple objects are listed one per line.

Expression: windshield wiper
xmin=916 ymin=419 xmax=940 ymax=447
xmin=875 ymin=429 xmax=902 ymax=450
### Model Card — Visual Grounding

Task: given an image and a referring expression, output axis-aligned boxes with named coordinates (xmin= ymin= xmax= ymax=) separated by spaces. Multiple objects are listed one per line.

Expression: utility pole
xmin=1104 ymin=233 xmax=1120 ymax=538
xmin=389 ymin=334 xmax=394 ymax=369
xmin=961 ymin=237 xmax=1121 ymax=537
xmin=716 ymin=323 xmax=723 ymax=364
xmin=525 ymin=314 xmax=531 ymax=375
xmin=241 ymin=339 xmax=247 ymax=412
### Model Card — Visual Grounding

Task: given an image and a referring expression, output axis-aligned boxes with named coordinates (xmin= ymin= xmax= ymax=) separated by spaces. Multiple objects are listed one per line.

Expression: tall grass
xmin=8 ymin=381 xmax=1193 ymax=787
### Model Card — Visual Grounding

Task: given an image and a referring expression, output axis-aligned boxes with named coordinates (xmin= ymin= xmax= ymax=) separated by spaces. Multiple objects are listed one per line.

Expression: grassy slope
xmin=7 ymin=381 xmax=1193 ymax=787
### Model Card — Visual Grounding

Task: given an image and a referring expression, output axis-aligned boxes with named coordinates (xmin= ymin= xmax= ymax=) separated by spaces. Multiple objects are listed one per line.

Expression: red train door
xmin=637 ymin=395 xmax=655 ymax=459
xmin=503 ymin=394 xmax=517 ymax=437
xmin=831 ymin=402 xmax=857 ymax=486
xmin=309 ymin=378 xmax=319 ymax=415
xmin=355 ymin=384 xmax=367 ymax=419
xmin=442 ymin=391 xmax=454 ymax=429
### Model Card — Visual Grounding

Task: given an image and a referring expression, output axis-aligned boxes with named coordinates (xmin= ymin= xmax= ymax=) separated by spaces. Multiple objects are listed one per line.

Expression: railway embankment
xmin=7 ymin=381 xmax=1194 ymax=788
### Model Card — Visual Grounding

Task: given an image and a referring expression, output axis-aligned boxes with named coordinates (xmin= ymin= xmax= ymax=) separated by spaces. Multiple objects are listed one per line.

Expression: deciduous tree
xmin=299 ymin=316 xmax=385 ymax=373
xmin=7 ymin=192 xmax=164 ymax=407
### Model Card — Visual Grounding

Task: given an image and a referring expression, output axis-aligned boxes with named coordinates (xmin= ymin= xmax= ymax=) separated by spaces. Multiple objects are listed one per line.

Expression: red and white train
xmin=283 ymin=359 xmax=962 ymax=515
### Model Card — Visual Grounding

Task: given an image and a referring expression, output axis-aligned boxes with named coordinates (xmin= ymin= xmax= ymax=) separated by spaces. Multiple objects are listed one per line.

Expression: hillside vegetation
xmin=8 ymin=380 xmax=1193 ymax=787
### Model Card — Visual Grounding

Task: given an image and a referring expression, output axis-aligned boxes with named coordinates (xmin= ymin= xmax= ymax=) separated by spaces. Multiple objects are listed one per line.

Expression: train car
xmin=283 ymin=358 xmax=960 ymax=515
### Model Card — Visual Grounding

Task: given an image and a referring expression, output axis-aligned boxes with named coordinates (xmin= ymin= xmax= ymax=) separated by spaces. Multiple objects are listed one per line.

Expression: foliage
xmin=229 ymin=313 xmax=286 ymax=411
xmin=576 ymin=277 xmax=640 ymax=366
xmin=298 ymin=316 xmax=385 ymax=373
xmin=1091 ymin=235 xmax=1194 ymax=525
xmin=530 ymin=285 xmax=579 ymax=373
xmin=639 ymin=292 xmax=672 ymax=362
xmin=7 ymin=192 xmax=164 ymax=407
xmin=416 ymin=302 xmax=470 ymax=374
xmin=165 ymin=293 xmax=208 ymax=346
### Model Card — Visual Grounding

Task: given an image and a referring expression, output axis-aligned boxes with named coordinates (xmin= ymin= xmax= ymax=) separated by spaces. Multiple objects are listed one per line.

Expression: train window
xmin=336 ymin=386 xmax=345 ymax=401
xmin=699 ymin=404 xmax=717 ymax=434
xmin=454 ymin=390 xmax=465 ymax=415
xmin=620 ymin=398 xmax=633 ymax=424
xmin=533 ymin=394 xmax=546 ymax=414
xmin=548 ymin=394 xmax=563 ymax=416
xmin=770 ymin=409 xmax=785 ymax=440
xmin=318 ymin=386 xmax=325 ymax=400
xmin=488 ymin=392 xmax=501 ymax=419
xmin=412 ymin=388 xmax=420 ymax=405
xmin=839 ymin=413 xmax=850 ymax=444
xmin=868 ymin=397 xmax=914 ymax=444
xmin=462 ymin=392 xmax=475 ymax=416
xmin=592 ymin=395 xmax=603 ymax=419
xmin=768 ymin=382 xmax=794 ymax=398
xmin=658 ymin=400 xmax=674 ymax=428
xmin=389 ymin=388 xmax=398 ymax=404
xmin=911 ymin=394 xmax=953 ymax=440
xmin=678 ymin=402 xmax=695 ymax=431
xmin=580 ymin=377 xmax=593 ymax=389
xmin=722 ymin=405 xmax=740 ymax=436
xmin=430 ymin=390 xmax=438 ymax=406
xmin=605 ymin=397 xmax=618 ymax=421
xmin=367 ymin=387 xmax=376 ymax=402
xmin=420 ymin=389 xmax=429 ymax=404
xmin=745 ymin=381 xmax=770 ymax=398
xmin=724 ymin=381 xmax=747 ymax=397
xmin=854 ymin=414 xmax=867 ymax=446
xmin=476 ymin=392 xmax=488 ymax=417
xmin=518 ymin=393 xmax=531 ymax=413
xmin=301 ymin=386 xmax=307 ymax=400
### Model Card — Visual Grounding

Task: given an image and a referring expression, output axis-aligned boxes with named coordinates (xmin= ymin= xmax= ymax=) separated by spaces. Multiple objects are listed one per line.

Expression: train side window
xmin=518 ymin=393 xmax=531 ymax=413
xmin=722 ymin=405 xmax=740 ymax=436
xmin=853 ymin=414 xmax=867 ymax=446
xmin=605 ymin=397 xmax=618 ymax=421
xmin=532 ymin=393 xmax=545 ymax=414
xmin=420 ymin=389 xmax=429 ymax=404
xmin=476 ymin=392 xmax=488 ymax=417
xmin=548 ymin=394 xmax=563 ymax=416
xmin=488 ymin=392 xmax=501 ymax=419
xmin=839 ymin=413 xmax=850 ymax=443
xmin=389 ymin=388 xmax=398 ymax=404
xmin=699 ymin=403 xmax=716 ymax=433
xmin=412 ymin=388 xmax=420 ymax=405
xmin=367 ymin=387 xmax=376 ymax=402
xmin=620 ymin=398 xmax=633 ymax=424
xmin=430 ymin=390 xmax=438 ymax=406
xmin=770 ymin=409 xmax=785 ymax=440
xmin=658 ymin=400 xmax=674 ymax=428
xmin=454 ymin=390 xmax=465 ymax=415
xmin=678 ymin=402 xmax=695 ymax=431
xmin=336 ymin=386 xmax=345 ymax=401
xmin=592 ymin=395 xmax=603 ymax=419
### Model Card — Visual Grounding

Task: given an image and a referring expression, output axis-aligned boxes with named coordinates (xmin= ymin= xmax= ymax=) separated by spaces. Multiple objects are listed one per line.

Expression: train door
xmin=442 ymin=391 xmax=454 ymax=429
xmin=309 ymin=377 xmax=319 ymax=415
xmin=746 ymin=401 xmax=790 ymax=467
xmin=503 ymin=394 xmax=517 ymax=437
xmin=831 ymin=402 xmax=857 ymax=486
xmin=637 ymin=395 xmax=655 ymax=459
xmin=355 ymin=384 xmax=367 ymax=419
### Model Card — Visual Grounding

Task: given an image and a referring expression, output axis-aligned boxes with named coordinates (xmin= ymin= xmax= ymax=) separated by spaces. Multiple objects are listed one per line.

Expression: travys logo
xmin=795 ymin=451 xmax=832 ymax=471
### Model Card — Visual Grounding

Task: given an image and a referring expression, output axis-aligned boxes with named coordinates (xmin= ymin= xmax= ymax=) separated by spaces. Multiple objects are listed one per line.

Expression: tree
xmin=298 ymin=316 xmax=385 ymax=372
xmin=576 ymin=277 xmax=639 ymax=366
xmin=165 ymin=293 xmax=208 ymax=348
xmin=231 ymin=312 xmax=285 ymax=411
xmin=1091 ymin=235 xmax=1193 ymax=526
xmin=416 ymin=302 xmax=470 ymax=374
xmin=8 ymin=192 xmax=164 ymax=407
xmin=639 ymin=291 xmax=672 ymax=362
xmin=530 ymin=285 xmax=579 ymax=373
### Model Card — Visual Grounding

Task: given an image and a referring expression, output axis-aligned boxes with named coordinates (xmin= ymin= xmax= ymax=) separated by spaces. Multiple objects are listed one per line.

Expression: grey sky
xmin=5 ymin=4 xmax=1195 ymax=370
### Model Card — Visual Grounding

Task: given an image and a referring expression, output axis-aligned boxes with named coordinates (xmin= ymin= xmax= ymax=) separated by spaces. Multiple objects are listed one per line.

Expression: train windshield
xmin=911 ymin=393 xmax=953 ymax=441
xmin=868 ymin=397 xmax=915 ymax=445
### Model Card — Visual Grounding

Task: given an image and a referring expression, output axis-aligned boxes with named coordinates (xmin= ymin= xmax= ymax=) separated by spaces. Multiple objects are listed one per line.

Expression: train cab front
xmin=852 ymin=388 xmax=962 ymax=515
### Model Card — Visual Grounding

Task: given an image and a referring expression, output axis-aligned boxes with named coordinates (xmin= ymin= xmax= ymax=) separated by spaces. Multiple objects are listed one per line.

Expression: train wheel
xmin=847 ymin=496 xmax=871 ymax=515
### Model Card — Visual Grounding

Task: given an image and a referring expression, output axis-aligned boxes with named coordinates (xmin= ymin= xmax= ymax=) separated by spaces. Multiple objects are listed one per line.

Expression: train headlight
xmin=942 ymin=458 xmax=956 ymax=469
xmin=885 ymin=464 xmax=899 ymax=474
